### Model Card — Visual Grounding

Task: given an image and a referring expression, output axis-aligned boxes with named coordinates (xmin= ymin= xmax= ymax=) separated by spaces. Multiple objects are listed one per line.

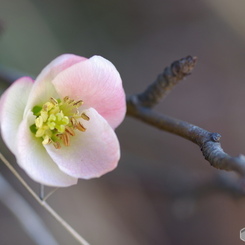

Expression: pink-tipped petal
xmin=52 ymin=55 xmax=126 ymax=129
xmin=0 ymin=77 xmax=33 ymax=153
xmin=45 ymin=108 xmax=120 ymax=179
xmin=16 ymin=114 xmax=78 ymax=187
xmin=25 ymin=54 xmax=87 ymax=115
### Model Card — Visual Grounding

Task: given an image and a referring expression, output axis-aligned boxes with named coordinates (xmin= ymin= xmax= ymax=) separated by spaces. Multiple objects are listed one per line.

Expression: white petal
xmin=52 ymin=55 xmax=126 ymax=129
xmin=45 ymin=108 xmax=120 ymax=179
xmin=24 ymin=54 xmax=86 ymax=116
xmin=16 ymin=113 xmax=77 ymax=187
xmin=0 ymin=77 xmax=33 ymax=153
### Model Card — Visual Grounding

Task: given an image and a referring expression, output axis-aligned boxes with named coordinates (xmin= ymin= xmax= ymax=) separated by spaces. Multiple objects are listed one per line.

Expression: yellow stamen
xmin=63 ymin=96 xmax=69 ymax=102
xmin=53 ymin=141 xmax=61 ymax=149
xmin=81 ymin=113 xmax=90 ymax=121
xmin=42 ymin=135 xmax=52 ymax=145
xmin=50 ymin=97 xmax=58 ymax=105
xmin=31 ymin=96 xmax=89 ymax=149
xmin=71 ymin=117 xmax=77 ymax=127
xmin=35 ymin=116 xmax=43 ymax=128
xmin=73 ymin=100 xmax=84 ymax=107
xmin=62 ymin=133 xmax=70 ymax=146
xmin=76 ymin=122 xmax=86 ymax=132
xmin=65 ymin=126 xmax=75 ymax=136
xmin=43 ymin=102 xmax=54 ymax=112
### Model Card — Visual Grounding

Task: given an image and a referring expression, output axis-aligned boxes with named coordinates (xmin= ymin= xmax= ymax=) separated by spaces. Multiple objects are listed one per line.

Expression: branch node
xmin=211 ymin=133 xmax=221 ymax=142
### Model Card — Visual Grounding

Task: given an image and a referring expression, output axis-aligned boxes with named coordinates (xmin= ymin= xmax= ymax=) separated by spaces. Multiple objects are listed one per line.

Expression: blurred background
xmin=1 ymin=0 xmax=245 ymax=244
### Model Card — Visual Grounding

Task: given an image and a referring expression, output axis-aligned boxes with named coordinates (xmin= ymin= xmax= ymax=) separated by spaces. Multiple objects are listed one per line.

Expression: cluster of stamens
xmin=30 ymin=96 xmax=90 ymax=149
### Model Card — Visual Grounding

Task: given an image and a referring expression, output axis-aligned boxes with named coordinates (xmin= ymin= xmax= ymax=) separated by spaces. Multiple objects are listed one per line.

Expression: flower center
xmin=30 ymin=96 xmax=90 ymax=149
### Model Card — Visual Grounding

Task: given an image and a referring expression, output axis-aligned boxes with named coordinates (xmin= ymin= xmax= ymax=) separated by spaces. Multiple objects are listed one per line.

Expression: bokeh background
xmin=1 ymin=0 xmax=245 ymax=244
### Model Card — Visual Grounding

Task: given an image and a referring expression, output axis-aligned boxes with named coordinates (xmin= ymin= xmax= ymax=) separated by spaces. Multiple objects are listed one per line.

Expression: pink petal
xmin=45 ymin=108 xmax=120 ymax=179
xmin=0 ymin=77 xmax=33 ymax=153
xmin=24 ymin=54 xmax=87 ymax=115
xmin=16 ymin=113 xmax=77 ymax=187
xmin=52 ymin=55 xmax=126 ymax=129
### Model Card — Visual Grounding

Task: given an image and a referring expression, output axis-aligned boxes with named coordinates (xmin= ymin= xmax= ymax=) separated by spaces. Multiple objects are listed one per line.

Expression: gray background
xmin=1 ymin=0 xmax=245 ymax=244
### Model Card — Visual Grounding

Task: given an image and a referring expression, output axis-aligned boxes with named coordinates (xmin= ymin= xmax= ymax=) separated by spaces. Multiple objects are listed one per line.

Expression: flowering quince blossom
xmin=0 ymin=54 xmax=126 ymax=187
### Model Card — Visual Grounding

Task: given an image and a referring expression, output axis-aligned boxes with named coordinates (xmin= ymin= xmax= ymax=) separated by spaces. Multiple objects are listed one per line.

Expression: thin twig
xmin=0 ymin=174 xmax=59 ymax=245
xmin=137 ymin=56 xmax=197 ymax=107
xmin=127 ymin=56 xmax=245 ymax=177
xmin=0 ymin=152 xmax=90 ymax=245
xmin=40 ymin=184 xmax=45 ymax=200
xmin=43 ymin=187 xmax=59 ymax=202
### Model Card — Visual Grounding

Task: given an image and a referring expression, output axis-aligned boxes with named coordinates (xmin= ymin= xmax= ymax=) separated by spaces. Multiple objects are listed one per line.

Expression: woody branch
xmin=126 ymin=56 xmax=245 ymax=177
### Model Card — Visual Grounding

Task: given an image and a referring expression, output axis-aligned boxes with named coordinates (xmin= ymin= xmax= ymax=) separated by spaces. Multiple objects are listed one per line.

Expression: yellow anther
xmin=35 ymin=116 xmax=43 ymax=128
xmin=63 ymin=96 xmax=69 ymax=102
xmin=36 ymin=127 xmax=46 ymax=137
xmin=42 ymin=135 xmax=51 ymax=145
xmin=76 ymin=122 xmax=86 ymax=132
xmin=43 ymin=102 xmax=54 ymax=112
xmin=68 ymin=99 xmax=74 ymax=104
xmin=31 ymin=96 xmax=89 ymax=149
xmin=50 ymin=97 xmax=58 ymax=105
xmin=81 ymin=113 xmax=90 ymax=121
xmin=56 ymin=124 xmax=66 ymax=133
xmin=71 ymin=117 xmax=77 ymax=126
xmin=53 ymin=141 xmax=61 ymax=149
xmin=40 ymin=111 xmax=48 ymax=122
xmin=65 ymin=126 xmax=75 ymax=136
xmin=47 ymin=121 xmax=56 ymax=130
xmin=56 ymin=112 xmax=64 ymax=121
xmin=73 ymin=100 xmax=84 ymax=107
xmin=61 ymin=133 xmax=70 ymax=146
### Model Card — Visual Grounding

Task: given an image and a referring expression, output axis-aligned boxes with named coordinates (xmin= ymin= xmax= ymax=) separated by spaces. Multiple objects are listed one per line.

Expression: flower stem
xmin=40 ymin=184 xmax=45 ymax=200
xmin=0 ymin=152 xmax=90 ymax=245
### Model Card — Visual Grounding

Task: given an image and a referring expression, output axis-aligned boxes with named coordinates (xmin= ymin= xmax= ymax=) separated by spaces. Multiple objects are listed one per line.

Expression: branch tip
xmin=136 ymin=55 xmax=197 ymax=108
xmin=170 ymin=55 xmax=197 ymax=78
